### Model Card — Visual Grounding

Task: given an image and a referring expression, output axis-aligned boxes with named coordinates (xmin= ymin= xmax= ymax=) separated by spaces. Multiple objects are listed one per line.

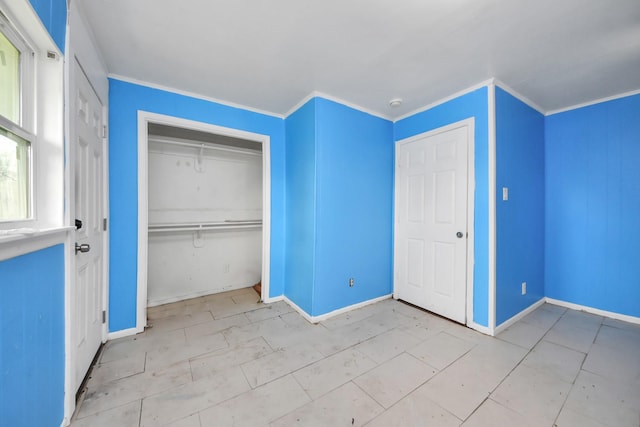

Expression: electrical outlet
xmin=502 ymin=187 xmax=509 ymax=201
xmin=521 ymin=282 xmax=527 ymax=295
xmin=349 ymin=278 xmax=355 ymax=287
xmin=224 ymin=263 xmax=230 ymax=273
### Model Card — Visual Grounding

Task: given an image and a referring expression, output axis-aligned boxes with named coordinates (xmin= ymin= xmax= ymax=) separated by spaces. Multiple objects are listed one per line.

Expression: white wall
xmin=147 ymin=136 xmax=263 ymax=305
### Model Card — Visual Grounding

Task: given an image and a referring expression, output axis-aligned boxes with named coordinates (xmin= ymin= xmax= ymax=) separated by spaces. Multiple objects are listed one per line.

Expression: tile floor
xmin=71 ymin=287 xmax=640 ymax=427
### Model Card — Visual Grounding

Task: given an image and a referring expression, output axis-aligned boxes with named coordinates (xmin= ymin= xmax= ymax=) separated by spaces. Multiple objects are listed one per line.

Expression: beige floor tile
xmin=583 ymin=342 xmax=640 ymax=384
xmin=146 ymin=310 xmax=214 ymax=335
xmin=89 ymin=351 xmax=146 ymax=386
xmin=523 ymin=340 xmax=585 ymax=383
xmin=221 ymin=316 xmax=288 ymax=346
xmin=271 ymin=381 xmax=384 ymax=427
xmin=310 ymin=315 xmax=395 ymax=357
xmin=100 ymin=328 xmax=187 ymax=364
xmin=463 ymin=338 xmax=529 ymax=373
xmin=139 ymin=366 xmax=250 ymax=427
xmin=320 ymin=303 xmax=384 ymax=330
xmin=210 ymin=294 xmax=262 ymax=319
xmin=420 ymin=338 xmax=526 ymax=420
xmin=594 ymin=324 xmax=640 ymax=352
xmin=198 ymin=375 xmax=311 ymax=427
xmin=496 ymin=321 xmax=547 ymax=349
xmin=280 ymin=311 xmax=312 ymax=327
xmin=184 ymin=313 xmax=249 ymax=341
xmin=263 ymin=321 xmax=331 ymax=351
xmin=145 ymin=332 xmax=229 ymax=372
xmin=241 ymin=343 xmax=325 ymax=388
xmin=539 ymin=303 xmax=567 ymax=316
xmin=166 ymin=413 xmax=201 ymax=427
xmin=71 ymin=400 xmax=141 ymax=427
xmin=559 ymin=310 xmax=603 ymax=331
xmin=520 ymin=305 xmax=563 ymax=330
xmin=354 ymin=329 xmax=421 ymax=364
xmin=364 ymin=384 xmax=461 ymax=427
xmin=445 ymin=324 xmax=495 ymax=345
xmin=221 ymin=286 xmax=257 ymax=298
xmin=602 ymin=317 xmax=640 ymax=333
xmin=407 ymin=331 xmax=475 ymax=370
xmin=77 ymin=361 xmax=192 ymax=418
xmin=293 ymin=348 xmax=377 ymax=399
xmin=383 ymin=299 xmax=432 ymax=319
xmin=148 ymin=297 xmax=212 ymax=320
xmin=363 ymin=307 xmax=414 ymax=330
xmin=562 ymin=369 xmax=640 ymax=427
xmin=244 ymin=300 xmax=294 ymax=323
xmin=554 ymin=407 xmax=608 ymax=427
xmin=354 ymin=353 xmax=436 ymax=409
xmin=395 ymin=314 xmax=452 ymax=341
xmin=543 ymin=320 xmax=599 ymax=353
xmin=190 ymin=336 xmax=272 ymax=381
xmin=461 ymin=399 xmax=535 ymax=427
xmin=231 ymin=291 xmax=261 ymax=305
xmin=491 ymin=364 xmax=572 ymax=425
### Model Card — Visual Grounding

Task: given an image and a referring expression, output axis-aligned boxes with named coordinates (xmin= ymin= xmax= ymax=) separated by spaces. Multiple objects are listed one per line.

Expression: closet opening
xmin=136 ymin=112 xmax=271 ymax=332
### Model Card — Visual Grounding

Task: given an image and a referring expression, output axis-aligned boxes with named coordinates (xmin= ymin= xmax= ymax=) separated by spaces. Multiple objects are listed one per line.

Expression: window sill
xmin=0 ymin=226 xmax=74 ymax=261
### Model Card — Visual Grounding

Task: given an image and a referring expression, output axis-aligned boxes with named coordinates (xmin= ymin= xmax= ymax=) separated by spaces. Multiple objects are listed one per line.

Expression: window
xmin=0 ymin=29 xmax=20 ymax=123
xmin=0 ymin=12 xmax=34 ymax=222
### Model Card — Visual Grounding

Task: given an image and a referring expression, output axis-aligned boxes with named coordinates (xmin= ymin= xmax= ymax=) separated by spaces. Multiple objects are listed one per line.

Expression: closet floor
xmin=70 ymin=288 xmax=640 ymax=426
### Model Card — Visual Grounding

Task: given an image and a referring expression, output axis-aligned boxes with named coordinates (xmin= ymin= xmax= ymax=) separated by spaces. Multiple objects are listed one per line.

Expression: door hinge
xmin=103 ymin=218 xmax=107 ymax=231
xmin=102 ymin=310 xmax=106 ymax=324
xmin=102 ymin=125 xmax=107 ymax=139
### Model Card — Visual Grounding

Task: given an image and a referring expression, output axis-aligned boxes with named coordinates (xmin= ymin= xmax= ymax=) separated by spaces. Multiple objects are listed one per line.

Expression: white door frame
xmin=394 ymin=118 xmax=475 ymax=326
xmin=135 ymin=111 xmax=272 ymax=334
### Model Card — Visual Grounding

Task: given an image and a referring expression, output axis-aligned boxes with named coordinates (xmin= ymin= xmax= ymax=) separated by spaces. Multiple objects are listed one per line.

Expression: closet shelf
xmin=149 ymin=136 xmax=262 ymax=157
xmin=148 ymin=220 xmax=262 ymax=233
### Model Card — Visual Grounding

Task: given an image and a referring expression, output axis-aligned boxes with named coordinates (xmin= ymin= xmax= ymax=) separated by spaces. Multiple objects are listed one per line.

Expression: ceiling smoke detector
xmin=389 ymin=98 xmax=403 ymax=107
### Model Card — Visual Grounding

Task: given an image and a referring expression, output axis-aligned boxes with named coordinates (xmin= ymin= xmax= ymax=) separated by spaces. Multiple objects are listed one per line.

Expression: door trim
xmin=393 ymin=118 xmax=475 ymax=327
xmin=135 ymin=111 xmax=272 ymax=334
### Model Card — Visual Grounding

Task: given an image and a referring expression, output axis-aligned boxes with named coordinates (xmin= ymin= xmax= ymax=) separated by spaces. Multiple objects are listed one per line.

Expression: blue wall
xmin=313 ymin=98 xmax=394 ymax=315
xmin=108 ymin=79 xmax=286 ymax=332
xmin=284 ymin=97 xmax=394 ymax=317
xmin=545 ymin=93 xmax=640 ymax=318
xmin=284 ymin=99 xmax=317 ymax=313
xmin=28 ymin=0 xmax=66 ymax=52
xmin=394 ymin=87 xmax=490 ymax=327
xmin=0 ymin=245 xmax=65 ymax=427
xmin=495 ymin=87 xmax=545 ymax=325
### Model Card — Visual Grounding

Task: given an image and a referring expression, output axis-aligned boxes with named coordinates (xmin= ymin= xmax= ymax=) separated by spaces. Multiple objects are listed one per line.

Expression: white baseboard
xmin=263 ymin=295 xmax=284 ymax=304
xmin=494 ymin=298 xmax=546 ymax=335
xmin=545 ymin=297 xmax=640 ymax=326
xmin=468 ymin=322 xmax=493 ymax=336
xmin=284 ymin=294 xmax=393 ymax=324
xmin=283 ymin=296 xmax=316 ymax=323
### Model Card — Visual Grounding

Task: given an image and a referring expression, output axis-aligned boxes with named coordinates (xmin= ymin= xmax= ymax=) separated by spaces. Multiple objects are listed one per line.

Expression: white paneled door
xmin=73 ymin=59 xmax=105 ymax=391
xmin=395 ymin=124 xmax=469 ymax=324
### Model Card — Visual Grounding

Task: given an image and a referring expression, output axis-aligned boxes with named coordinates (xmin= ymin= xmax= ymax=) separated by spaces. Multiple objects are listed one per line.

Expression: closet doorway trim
xmin=136 ymin=111 xmax=272 ymax=333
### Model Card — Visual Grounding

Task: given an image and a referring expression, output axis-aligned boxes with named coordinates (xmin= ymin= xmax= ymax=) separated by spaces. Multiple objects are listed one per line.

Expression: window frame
xmin=0 ymin=9 xmax=36 ymax=226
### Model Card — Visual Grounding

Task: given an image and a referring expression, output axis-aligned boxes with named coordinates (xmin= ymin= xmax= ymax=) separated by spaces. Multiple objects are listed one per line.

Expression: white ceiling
xmin=78 ymin=0 xmax=640 ymax=119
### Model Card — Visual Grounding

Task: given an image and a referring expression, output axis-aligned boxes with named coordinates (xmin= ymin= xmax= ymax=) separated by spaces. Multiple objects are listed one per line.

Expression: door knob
xmin=75 ymin=243 xmax=91 ymax=254
xmin=456 ymin=232 xmax=464 ymax=238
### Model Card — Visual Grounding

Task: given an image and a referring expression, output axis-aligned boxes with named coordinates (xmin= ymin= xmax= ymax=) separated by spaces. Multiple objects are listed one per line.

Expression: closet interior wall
xmin=147 ymin=126 xmax=263 ymax=306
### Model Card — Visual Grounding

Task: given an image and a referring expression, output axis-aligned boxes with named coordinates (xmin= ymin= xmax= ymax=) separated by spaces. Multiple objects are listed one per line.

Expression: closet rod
xmin=149 ymin=136 xmax=262 ymax=157
xmin=148 ymin=221 xmax=262 ymax=233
